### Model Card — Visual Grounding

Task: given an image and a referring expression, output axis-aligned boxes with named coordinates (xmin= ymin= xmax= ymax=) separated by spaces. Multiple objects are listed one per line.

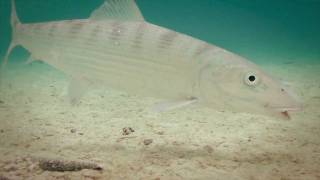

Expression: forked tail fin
xmin=2 ymin=0 xmax=21 ymax=67
xmin=11 ymin=0 xmax=21 ymax=28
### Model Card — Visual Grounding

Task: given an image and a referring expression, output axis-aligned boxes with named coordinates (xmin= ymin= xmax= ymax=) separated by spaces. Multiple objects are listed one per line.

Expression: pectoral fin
xmin=152 ymin=97 xmax=198 ymax=112
xmin=25 ymin=54 xmax=39 ymax=64
xmin=68 ymin=78 xmax=90 ymax=105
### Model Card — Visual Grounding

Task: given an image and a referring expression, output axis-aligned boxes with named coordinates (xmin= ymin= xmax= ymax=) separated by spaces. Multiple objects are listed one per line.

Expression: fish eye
xmin=244 ymin=73 xmax=259 ymax=86
xmin=248 ymin=75 xmax=256 ymax=82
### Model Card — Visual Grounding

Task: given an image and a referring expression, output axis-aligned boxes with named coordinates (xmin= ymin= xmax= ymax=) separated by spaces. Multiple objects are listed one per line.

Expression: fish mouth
xmin=270 ymin=106 xmax=303 ymax=120
xmin=271 ymin=106 xmax=303 ymax=112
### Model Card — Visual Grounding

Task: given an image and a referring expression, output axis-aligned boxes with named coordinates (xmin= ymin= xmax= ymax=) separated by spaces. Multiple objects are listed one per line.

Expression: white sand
xmin=0 ymin=61 xmax=319 ymax=179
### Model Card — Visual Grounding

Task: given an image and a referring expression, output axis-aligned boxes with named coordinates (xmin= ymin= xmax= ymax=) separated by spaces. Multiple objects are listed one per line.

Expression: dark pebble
xmin=203 ymin=145 xmax=214 ymax=153
xmin=0 ymin=175 xmax=10 ymax=180
xmin=122 ymin=127 xmax=135 ymax=136
xmin=143 ymin=139 xmax=153 ymax=145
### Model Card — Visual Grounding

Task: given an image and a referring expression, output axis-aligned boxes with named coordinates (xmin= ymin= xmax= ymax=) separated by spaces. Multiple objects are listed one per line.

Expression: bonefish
xmin=3 ymin=0 xmax=302 ymax=119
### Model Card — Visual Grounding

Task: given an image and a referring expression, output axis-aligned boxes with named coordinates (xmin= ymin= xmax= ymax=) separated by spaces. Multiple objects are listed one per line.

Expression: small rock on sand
xmin=122 ymin=127 xmax=135 ymax=136
xmin=0 ymin=175 xmax=10 ymax=180
xmin=143 ymin=139 xmax=153 ymax=146
xmin=203 ymin=145 xmax=214 ymax=154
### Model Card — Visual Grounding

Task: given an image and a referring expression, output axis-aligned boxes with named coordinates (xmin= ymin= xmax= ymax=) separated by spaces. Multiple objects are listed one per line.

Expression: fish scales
xmin=22 ymin=21 xmax=191 ymax=76
xmin=16 ymin=19 xmax=199 ymax=98
xmin=22 ymin=21 xmax=195 ymax=63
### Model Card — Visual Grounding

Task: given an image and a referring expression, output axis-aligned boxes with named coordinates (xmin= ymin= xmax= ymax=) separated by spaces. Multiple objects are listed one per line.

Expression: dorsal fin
xmin=89 ymin=0 xmax=145 ymax=21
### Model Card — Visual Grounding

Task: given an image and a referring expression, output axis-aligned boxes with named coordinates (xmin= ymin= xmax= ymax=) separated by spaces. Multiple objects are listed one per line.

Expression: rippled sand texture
xmin=0 ymin=61 xmax=319 ymax=179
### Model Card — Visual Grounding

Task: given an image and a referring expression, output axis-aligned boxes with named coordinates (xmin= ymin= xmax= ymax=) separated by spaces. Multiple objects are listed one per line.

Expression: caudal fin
xmin=2 ymin=0 xmax=21 ymax=67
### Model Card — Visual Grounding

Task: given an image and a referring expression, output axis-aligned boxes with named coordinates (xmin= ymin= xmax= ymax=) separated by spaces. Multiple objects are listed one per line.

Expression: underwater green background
xmin=0 ymin=0 xmax=319 ymax=64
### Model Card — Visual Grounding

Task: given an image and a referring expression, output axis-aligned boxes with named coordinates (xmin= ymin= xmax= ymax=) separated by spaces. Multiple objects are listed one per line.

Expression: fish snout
xmin=265 ymin=88 xmax=303 ymax=119
xmin=268 ymin=101 xmax=303 ymax=119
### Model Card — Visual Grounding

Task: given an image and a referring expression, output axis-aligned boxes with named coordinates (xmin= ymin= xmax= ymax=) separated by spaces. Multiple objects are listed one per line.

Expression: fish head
xmin=198 ymin=52 xmax=302 ymax=119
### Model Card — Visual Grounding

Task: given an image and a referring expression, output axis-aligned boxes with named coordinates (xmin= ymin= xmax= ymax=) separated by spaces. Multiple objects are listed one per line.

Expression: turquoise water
xmin=0 ymin=0 xmax=319 ymax=64
xmin=1 ymin=1 xmax=320 ymax=179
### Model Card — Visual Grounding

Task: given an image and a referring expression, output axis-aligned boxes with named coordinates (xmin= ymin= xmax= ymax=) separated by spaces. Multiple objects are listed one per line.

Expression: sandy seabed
xmin=0 ymin=61 xmax=319 ymax=180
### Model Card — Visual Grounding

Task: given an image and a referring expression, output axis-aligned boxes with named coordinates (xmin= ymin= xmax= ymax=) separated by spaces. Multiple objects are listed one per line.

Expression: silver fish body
xmin=3 ymin=0 xmax=302 ymax=118
xmin=16 ymin=19 xmax=216 ymax=99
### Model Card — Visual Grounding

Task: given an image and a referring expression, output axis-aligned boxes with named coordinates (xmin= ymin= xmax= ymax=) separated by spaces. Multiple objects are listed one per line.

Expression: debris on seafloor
xmin=122 ymin=127 xmax=135 ymax=136
xmin=143 ymin=139 xmax=153 ymax=146
xmin=116 ymin=136 xmax=137 ymax=142
xmin=0 ymin=100 xmax=5 ymax=108
xmin=156 ymin=131 xmax=164 ymax=135
xmin=39 ymin=159 xmax=103 ymax=172
xmin=0 ymin=175 xmax=10 ymax=180
xmin=203 ymin=145 xmax=214 ymax=154
xmin=70 ymin=128 xmax=77 ymax=133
